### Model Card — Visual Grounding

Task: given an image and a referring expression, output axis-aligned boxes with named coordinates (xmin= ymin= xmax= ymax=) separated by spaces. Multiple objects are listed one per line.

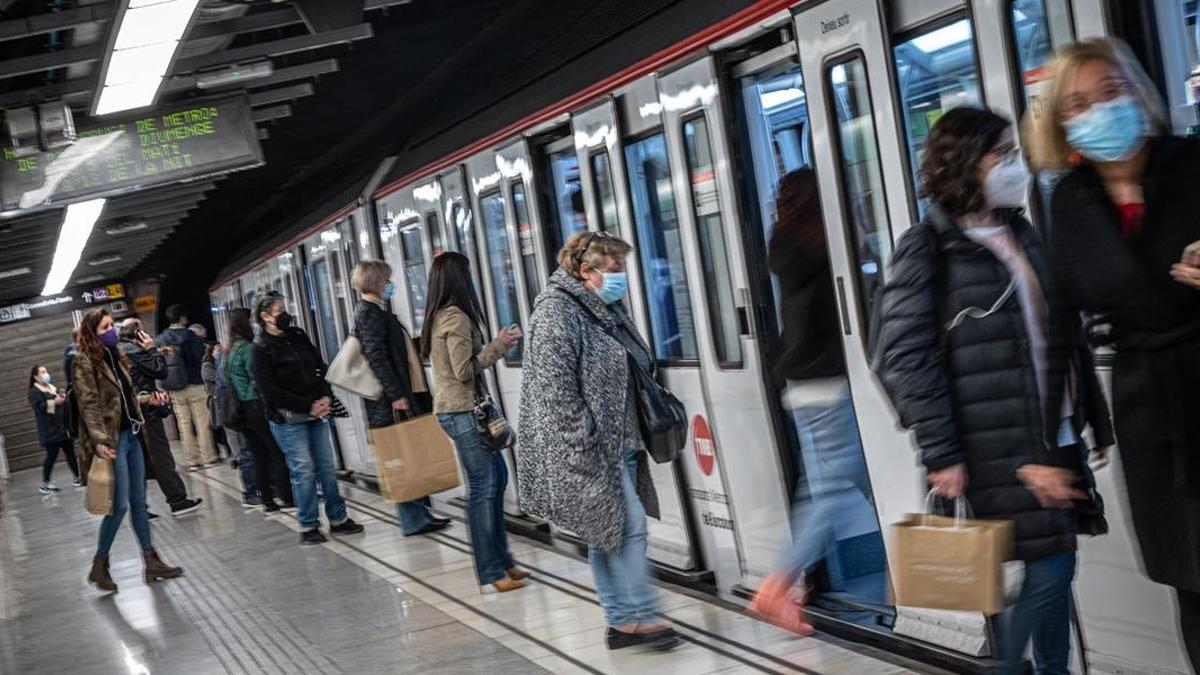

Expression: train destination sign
xmin=0 ymin=95 xmax=263 ymax=213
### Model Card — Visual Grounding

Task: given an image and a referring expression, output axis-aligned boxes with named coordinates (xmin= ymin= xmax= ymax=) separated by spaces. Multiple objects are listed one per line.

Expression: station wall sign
xmin=0 ymin=280 xmax=127 ymax=325
xmin=133 ymin=294 xmax=157 ymax=313
xmin=0 ymin=95 xmax=263 ymax=213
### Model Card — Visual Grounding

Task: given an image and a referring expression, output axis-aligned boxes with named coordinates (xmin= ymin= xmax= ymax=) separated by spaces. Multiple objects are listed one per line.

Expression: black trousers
xmin=240 ymin=399 xmax=292 ymax=503
xmin=141 ymin=413 xmax=189 ymax=507
xmin=41 ymin=439 xmax=79 ymax=482
xmin=1180 ymin=589 xmax=1199 ymax=674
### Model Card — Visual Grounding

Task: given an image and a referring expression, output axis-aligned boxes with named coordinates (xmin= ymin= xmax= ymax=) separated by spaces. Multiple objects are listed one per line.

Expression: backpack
xmin=161 ymin=341 xmax=189 ymax=391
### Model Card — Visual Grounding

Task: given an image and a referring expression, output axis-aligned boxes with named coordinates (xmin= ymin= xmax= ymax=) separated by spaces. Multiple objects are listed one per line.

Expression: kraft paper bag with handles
xmin=889 ymin=493 xmax=1014 ymax=615
xmin=85 ymin=456 xmax=114 ymax=516
xmin=369 ymin=412 xmax=461 ymax=503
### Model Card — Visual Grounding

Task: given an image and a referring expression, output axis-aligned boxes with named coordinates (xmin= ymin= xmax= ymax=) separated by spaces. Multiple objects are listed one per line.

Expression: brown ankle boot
xmin=88 ymin=553 xmax=117 ymax=592
xmin=143 ymin=548 xmax=183 ymax=582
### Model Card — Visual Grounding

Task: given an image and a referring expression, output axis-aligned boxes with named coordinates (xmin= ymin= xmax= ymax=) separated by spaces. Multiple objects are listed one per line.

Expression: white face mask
xmin=983 ymin=154 xmax=1031 ymax=208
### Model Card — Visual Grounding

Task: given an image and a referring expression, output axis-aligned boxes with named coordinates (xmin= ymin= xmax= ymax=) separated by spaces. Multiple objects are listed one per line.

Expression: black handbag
xmin=626 ymin=355 xmax=687 ymax=464
xmin=474 ymin=376 xmax=515 ymax=452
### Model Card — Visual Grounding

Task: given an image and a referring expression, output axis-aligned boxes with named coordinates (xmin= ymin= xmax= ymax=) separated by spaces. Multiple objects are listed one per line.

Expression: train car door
xmin=571 ymin=98 xmax=701 ymax=573
xmin=654 ymin=60 xmax=794 ymax=589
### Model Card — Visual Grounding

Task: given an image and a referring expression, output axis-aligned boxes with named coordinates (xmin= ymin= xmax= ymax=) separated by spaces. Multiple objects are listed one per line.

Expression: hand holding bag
xmin=85 ymin=456 xmax=114 ymax=516
xmin=326 ymin=335 xmax=384 ymax=400
xmin=474 ymin=376 xmax=515 ymax=451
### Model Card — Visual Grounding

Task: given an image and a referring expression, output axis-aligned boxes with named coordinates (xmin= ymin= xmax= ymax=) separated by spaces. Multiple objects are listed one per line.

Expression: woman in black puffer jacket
xmin=875 ymin=107 xmax=1113 ymax=675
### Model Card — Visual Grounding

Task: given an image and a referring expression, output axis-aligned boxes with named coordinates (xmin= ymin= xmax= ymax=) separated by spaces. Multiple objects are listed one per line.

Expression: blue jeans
xmin=1000 ymin=551 xmax=1077 ymax=674
xmin=778 ymin=391 xmax=872 ymax=585
xmin=97 ymin=429 xmax=153 ymax=555
xmin=269 ymin=419 xmax=348 ymax=531
xmin=395 ymin=497 xmax=435 ymax=535
xmin=437 ymin=412 xmax=512 ymax=585
xmin=236 ymin=434 xmax=259 ymax=502
xmin=588 ymin=446 xmax=658 ymax=627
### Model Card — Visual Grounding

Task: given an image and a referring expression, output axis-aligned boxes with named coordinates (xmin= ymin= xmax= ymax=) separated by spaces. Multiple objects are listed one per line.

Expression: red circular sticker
xmin=692 ymin=415 xmax=715 ymax=476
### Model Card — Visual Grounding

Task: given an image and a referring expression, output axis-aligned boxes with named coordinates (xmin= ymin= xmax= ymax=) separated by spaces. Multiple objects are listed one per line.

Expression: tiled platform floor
xmin=0 ymin=451 xmax=943 ymax=675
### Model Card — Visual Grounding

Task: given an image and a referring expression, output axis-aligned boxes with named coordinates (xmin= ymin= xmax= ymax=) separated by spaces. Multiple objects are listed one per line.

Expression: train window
xmin=399 ymin=219 xmax=429 ymax=331
xmin=1010 ymin=0 xmax=1075 ymax=113
xmin=624 ymin=133 xmax=699 ymax=363
xmin=682 ymin=115 xmax=742 ymax=367
xmin=425 ymin=212 xmax=444 ymax=257
xmin=510 ymin=180 xmax=541 ymax=305
xmin=828 ymin=54 xmax=893 ymax=328
xmin=479 ymin=191 xmax=523 ymax=363
xmin=310 ymin=258 xmax=340 ymax=364
xmin=547 ymin=148 xmax=588 ymax=246
xmin=590 ymin=151 xmax=621 ymax=233
xmin=894 ymin=17 xmax=983 ymax=217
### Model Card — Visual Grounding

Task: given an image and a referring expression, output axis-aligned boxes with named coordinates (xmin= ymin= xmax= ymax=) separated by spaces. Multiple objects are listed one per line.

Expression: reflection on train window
xmin=682 ymin=116 xmax=742 ymax=367
xmin=1010 ymin=0 xmax=1075 ymax=111
xmin=399 ymin=219 xmax=428 ymax=331
xmin=894 ymin=18 xmax=982 ymax=216
xmin=548 ymin=149 xmax=588 ymax=245
xmin=625 ymin=133 xmax=698 ymax=363
xmin=479 ymin=191 xmax=523 ymax=363
xmin=590 ymin=151 xmax=620 ymax=233
xmin=310 ymin=259 xmax=341 ymax=364
xmin=1186 ymin=0 xmax=1200 ymax=103
xmin=510 ymin=180 xmax=541 ymax=305
xmin=828 ymin=55 xmax=892 ymax=327
xmin=425 ymin=212 xmax=444 ymax=257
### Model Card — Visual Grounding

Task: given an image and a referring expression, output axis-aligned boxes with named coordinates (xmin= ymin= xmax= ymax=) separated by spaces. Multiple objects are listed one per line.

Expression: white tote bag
xmin=325 ymin=335 xmax=383 ymax=400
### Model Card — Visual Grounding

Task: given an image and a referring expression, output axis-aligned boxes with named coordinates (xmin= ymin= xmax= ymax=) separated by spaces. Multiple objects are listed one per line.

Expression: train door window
xmin=547 ymin=146 xmax=588 ymax=245
xmin=479 ymin=191 xmax=522 ymax=363
xmin=829 ymin=55 xmax=893 ymax=327
xmin=1010 ymin=0 xmax=1075 ymax=110
xmin=510 ymin=180 xmax=541 ymax=305
xmin=624 ymin=133 xmax=698 ymax=363
xmin=894 ymin=17 xmax=983 ymax=216
xmin=682 ymin=115 xmax=742 ymax=367
xmin=425 ymin=212 xmax=445 ymax=257
xmin=310 ymin=258 xmax=340 ymax=364
xmin=398 ymin=219 xmax=429 ymax=331
xmin=590 ymin=151 xmax=621 ymax=233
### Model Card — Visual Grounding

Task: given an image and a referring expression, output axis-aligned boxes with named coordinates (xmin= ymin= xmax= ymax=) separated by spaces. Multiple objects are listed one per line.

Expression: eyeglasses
xmin=573 ymin=230 xmax=613 ymax=266
xmin=1060 ymin=78 xmax=1135 ymax=119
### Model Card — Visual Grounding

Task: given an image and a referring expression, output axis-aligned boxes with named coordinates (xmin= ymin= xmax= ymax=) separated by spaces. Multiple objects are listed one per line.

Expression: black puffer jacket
xmin=251 ymin=327 xmax=332 ymax=423
xmin=354 ymin=299 xmax=432 ymax=429
xmin=876 ymin=206 xmax=1114 ymax=561
xmin=118 ymin=339 xmax=170 ymax=420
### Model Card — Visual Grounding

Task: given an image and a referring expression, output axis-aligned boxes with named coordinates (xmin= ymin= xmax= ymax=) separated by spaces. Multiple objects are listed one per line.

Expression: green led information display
xmin=0 ymin=95 xmax=262 ymax=212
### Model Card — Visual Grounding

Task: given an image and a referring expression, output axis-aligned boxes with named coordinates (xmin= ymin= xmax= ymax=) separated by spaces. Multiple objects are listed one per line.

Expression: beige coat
xmin=73 ymin=348 xmax=155 ymax=481
xmin=428 ymin=307 xmax=506 ymax=413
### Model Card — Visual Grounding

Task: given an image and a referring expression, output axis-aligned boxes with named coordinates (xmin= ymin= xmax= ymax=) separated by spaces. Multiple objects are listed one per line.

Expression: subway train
xmin=208 ymin=0 xmax=1200 ymax=672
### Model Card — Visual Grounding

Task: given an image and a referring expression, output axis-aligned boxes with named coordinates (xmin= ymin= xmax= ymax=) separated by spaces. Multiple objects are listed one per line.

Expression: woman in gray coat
xmin=518 ymin=231 xmax=679 ymax=651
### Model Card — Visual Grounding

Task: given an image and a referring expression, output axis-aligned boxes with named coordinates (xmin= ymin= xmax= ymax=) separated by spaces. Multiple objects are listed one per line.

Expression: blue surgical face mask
xmin=594 ymin=271 xmax=628 ymax=305
xmin=1064 ymin=95 xmax=1148 ymax=162
xmin=382 ymin=280 xmax=396 ymax=302
xmin=40 ymin=372 xmax=51 ymax=384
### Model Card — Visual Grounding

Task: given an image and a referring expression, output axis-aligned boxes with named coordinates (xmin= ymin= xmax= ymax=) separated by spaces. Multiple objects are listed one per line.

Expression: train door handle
xmin=835 ymin=276 xmax=852 ymax=336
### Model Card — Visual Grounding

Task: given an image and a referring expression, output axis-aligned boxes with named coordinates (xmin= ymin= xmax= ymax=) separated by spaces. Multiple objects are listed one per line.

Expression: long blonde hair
xmin=1024 ymin=38 xmax=1168 ymax=171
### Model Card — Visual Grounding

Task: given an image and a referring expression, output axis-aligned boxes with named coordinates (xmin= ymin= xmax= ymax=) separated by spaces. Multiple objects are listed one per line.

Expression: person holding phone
xmin=251 ymin=292 xmax=363 ymax=545
xmin=28 ymin=364 xmax=80 ymax=494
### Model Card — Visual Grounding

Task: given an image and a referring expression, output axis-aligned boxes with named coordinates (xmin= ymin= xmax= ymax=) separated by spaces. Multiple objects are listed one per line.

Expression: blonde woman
xmin=1028 ymin=38 xmax=1199 ymax=670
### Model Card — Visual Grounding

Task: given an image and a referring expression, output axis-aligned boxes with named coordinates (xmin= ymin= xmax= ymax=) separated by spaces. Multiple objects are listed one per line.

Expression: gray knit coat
xmin=517 ymin=268 xmax=659 ymax=552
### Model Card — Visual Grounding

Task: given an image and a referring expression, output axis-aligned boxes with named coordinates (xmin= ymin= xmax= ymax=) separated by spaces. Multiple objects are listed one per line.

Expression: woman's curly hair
xmin=919 ymin=107 xmax=1011 ymax=217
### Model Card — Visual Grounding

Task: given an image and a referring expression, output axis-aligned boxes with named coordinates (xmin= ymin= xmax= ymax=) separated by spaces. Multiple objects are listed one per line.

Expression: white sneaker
xmin=72 ymin=477 xmax=83 ymax=488
xmin=38 ymin=482 xmax=59 ymax=494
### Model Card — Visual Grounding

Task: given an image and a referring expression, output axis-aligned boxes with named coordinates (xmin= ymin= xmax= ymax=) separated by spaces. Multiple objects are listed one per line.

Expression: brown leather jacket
xmin=72 ymin=347 xmax=156 ymax=481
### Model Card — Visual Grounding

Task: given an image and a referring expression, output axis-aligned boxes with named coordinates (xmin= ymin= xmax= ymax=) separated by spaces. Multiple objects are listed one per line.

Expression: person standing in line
xmin=351 ymin=260 xmax=450 ymax=536
xmin=518 ymin=232 xmax=680 ymax=650
xmin=156 ymin=304 xmax=217 ymax=470
xmin=224 ymin=307 xmax=294 ymax=513
xmin=421 ymin=253 xmax=525 ymax=592
xmin=74 ymin=308 xmax=183 ymax=592
xmin=118 ymin=319 xmax=203 ymax=517
xmin=202 ymin=342 xmax=233 ymax=461
xmin=252 ymin=292 xmax=363 ymax=544
xmin=1027 ymin=38 xmax=1200 ymax=671
xmin=28 ymin=364 xmax=80 ymax=494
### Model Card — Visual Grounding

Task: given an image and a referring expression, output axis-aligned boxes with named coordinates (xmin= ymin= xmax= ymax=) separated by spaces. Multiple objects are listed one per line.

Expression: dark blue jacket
xmin=29 ymin=384 xmax=67 ymax=445
xmin=157 ymin=326 xmax=205 ymax=386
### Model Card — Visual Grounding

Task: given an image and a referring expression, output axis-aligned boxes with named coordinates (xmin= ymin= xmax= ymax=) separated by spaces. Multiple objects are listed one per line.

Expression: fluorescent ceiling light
xmin=88 ymin=254 xmax=123 ymax=266
xmin=95 ymin=80 xmax=162 ymax=116
xmin=94 ymin=0 xmax=201 ymax=116
xmin=912 ymin=21 xmax=971 ymax=54
xmin=106 ymin=42 xmax=178 ymax=84
xmin=106 ymin=221 xmax=148 ymax=235
xmin=75 ymin=274 xmax=105 ymax=284
xmin=114 ymin=2 xmax=198 ymax=50
xmin=41 ymin=198 xmax=106 ymax=296
xmin=0 ymin=267 xmax=31 ymax=280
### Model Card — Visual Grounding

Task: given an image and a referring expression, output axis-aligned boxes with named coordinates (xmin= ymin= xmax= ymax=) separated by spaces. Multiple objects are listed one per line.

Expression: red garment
xmin=1118 ymin=202 xmax=1145 ymax=238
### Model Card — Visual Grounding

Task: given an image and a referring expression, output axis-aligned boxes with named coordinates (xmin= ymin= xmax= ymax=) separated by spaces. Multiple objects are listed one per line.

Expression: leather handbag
xmin=627 ymin=355 xmax=687 ymax=464
xmin=474 ymin=377 xmax=515 ymax=452
xmin=326 ymin=335 xmax=384 ymax=400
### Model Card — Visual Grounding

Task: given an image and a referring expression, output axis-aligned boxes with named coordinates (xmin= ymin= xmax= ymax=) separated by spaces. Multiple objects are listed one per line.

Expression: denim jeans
xmin=437 ymin=412 xmax=512 ymax=585
xmin=395 ymin=497 xmax=435 ymax=535
xmin=269 ymin=419 xmax=348 ymax=531
xmin=97 ymin=429 xmax=153 ymax=555
xmin=237 ymin=436 xmax=258 ymax=502
xmin=588 ymin=445 xmax=659 ymax=627
xmin=1000 ymin=551 xmax=1077 ymax=674
xmin=778 ymin=391 xmax=872 ymax=585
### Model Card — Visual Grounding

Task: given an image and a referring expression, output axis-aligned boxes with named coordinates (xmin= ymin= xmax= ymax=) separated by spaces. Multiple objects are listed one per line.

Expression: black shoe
xmin=300 ymin=529 xmax=328 ymax=545
xmin=147 ymin=512 xmax=160 ymax=520
xmin=329 ymin=519 xmax=364 ymax=535
xmin=605 ymin=626 xmax=680 ymax=651
xmin=170 ymin=498 xmax=203 ymax=516
xmin=405 ymin=518 xmax=451 ymax=536
xmin=261 ymin=500 xmax=281 ymax=513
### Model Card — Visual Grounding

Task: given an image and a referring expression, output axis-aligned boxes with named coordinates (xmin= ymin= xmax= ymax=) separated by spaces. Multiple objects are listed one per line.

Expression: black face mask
xmin=274 ymin=312 xmax=293 ymax=331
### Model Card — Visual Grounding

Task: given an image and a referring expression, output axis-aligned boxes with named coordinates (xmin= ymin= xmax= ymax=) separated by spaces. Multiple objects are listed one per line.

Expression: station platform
xmin=0 ymin=455 xmax=942 ymax=675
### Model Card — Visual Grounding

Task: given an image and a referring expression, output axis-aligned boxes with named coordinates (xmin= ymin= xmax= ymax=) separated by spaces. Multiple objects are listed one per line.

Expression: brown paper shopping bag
xmin=85 ymin=457 xmax=114 ymax=516
xmin=369 ymin=413 xmax=461 ymax=503
xmin=889 ymin=501 xmax=1014 ymax=615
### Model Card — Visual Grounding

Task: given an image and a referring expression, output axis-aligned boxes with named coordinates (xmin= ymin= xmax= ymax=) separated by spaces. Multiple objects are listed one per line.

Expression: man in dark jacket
xmin=120 ymin=318 xmax=203 ymax=516
xmin=156 ymin=303 xmax=217 ymax=469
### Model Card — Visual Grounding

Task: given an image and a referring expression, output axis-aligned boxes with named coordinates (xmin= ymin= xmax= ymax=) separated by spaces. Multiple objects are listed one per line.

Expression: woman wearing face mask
xmin=29 ymin=364 xmax=80 ymax=494
xmin=251 ymin=292 xmax=364 ymax=545
xmin=351 ymin=259 xmax=450 ymax=536
xmin=421 ymin=252 xmax=525 ymax=592
xmin=1027 ymin=38 xmax=1200 ymax=670
xmin=518 ymin=232 xmax=679 ymax=651
xmin=875 ymin=107 xmax=1114 ymax=674
xmin=73 ymin=308 xmax=183 ymax=591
